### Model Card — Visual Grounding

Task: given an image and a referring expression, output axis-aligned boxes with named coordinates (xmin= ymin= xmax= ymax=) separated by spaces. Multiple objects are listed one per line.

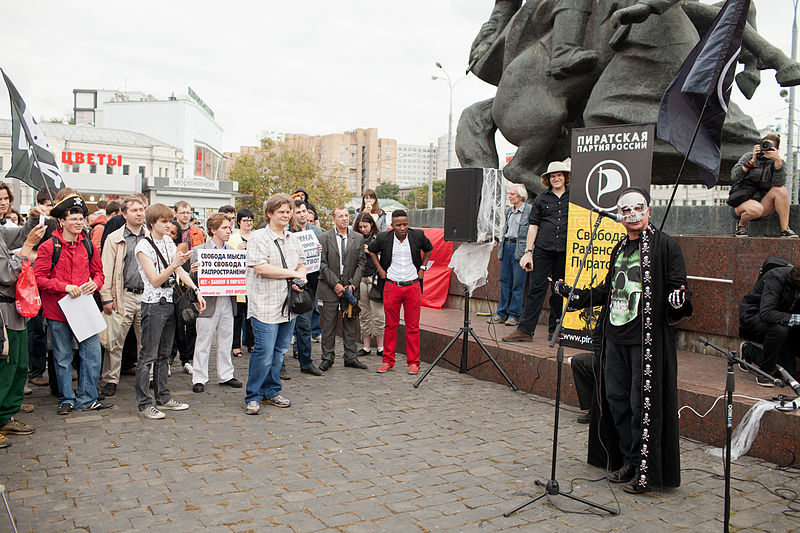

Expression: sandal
xmin=231 ymin=349 xmax=243 ymax=358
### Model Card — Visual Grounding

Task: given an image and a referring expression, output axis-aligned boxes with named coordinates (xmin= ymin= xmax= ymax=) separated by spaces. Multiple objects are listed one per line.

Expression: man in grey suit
xmin=318 ymin=206 xmax=367 ymax=371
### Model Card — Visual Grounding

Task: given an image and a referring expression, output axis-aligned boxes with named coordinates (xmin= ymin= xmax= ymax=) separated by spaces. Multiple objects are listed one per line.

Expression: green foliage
xmin=375 ymin=182 xmax=400 ymax=200
xmin=402 ymin=180 xmax=446 ymax=210
xmin=229 ymin=136 xmax=351 ymax=228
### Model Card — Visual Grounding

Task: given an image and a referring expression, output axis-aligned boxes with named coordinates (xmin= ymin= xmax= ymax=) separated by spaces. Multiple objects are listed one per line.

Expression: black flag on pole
xmin=656 ymin=0 xmax=751 ymax=188
xmin=2 ymin=69 xmax=65 ymax=195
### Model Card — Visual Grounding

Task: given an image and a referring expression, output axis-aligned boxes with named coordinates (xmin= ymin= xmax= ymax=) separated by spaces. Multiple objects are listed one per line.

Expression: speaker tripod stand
xmin=414 ymin=285 xmax=518 ymax=391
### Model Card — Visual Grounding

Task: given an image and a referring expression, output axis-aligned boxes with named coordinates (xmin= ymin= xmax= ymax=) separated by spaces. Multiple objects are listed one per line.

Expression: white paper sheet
xmin=58 ymin=293 xmax=107 ymax=342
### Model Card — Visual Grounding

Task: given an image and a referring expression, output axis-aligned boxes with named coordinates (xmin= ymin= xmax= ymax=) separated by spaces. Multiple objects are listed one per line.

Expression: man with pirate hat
xmin=553 ymin=187 xmax=692 ymax=494
xmin=33 ymin=193 xmax=111 ymax=415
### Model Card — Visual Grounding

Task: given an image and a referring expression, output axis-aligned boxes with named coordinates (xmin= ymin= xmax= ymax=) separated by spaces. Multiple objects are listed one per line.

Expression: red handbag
xmin=15 ymin=257 xmax=41 ymax=318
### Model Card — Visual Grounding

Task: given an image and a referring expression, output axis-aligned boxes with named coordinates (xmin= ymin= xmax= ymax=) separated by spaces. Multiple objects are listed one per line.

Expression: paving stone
xmin=2 ymin=338 xmax=798 ymax=532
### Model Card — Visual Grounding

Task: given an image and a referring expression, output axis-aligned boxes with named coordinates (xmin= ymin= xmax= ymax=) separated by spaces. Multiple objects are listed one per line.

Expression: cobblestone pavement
xmin=2 ymin=340 xmax=799 ymax=532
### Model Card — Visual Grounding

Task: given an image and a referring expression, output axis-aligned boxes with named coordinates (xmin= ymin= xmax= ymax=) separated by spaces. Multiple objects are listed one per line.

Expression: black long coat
xmin=571 ymin=224 xmax=692 ymax=489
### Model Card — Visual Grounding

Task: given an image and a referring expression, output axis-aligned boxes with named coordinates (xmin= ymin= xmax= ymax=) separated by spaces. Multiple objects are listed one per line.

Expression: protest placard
xmin=295 ymin=230 xmax=321 ymax=273
xmin=197 ymin=249 xmax=247 ymax=296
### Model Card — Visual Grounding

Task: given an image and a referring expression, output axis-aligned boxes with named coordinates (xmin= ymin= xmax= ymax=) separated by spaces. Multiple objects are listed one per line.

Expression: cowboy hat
xmin=541 ymin=158 xmax=571 ymax=178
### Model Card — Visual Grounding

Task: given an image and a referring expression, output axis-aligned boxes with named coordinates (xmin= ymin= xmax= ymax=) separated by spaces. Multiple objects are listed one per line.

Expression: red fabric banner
xmin=419 ymin=228 xmax=452 ymax=309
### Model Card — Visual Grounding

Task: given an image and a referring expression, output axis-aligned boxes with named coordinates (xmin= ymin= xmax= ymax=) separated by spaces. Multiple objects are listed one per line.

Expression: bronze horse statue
xmin=457 ymin=0 xmax=800 ymax=195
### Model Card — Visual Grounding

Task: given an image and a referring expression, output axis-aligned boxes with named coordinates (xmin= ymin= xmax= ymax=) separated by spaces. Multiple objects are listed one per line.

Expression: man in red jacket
xmin=33 ymin=194 xmax=111 ymax=415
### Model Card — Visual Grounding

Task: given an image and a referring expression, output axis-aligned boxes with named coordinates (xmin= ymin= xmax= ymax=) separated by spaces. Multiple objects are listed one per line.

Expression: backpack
xmin=50 ymin=235 xmax=94 ymax=271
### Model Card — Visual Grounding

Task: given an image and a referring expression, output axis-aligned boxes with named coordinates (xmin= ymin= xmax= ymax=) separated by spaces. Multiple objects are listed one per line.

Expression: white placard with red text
xmin=197 ymin=249 xmax=247 ymax=296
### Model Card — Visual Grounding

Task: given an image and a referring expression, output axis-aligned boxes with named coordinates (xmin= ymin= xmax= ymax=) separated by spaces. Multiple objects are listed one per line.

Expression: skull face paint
xmin=609 ymin=246 xmax=641 ymax=326
xmin=617 ymin=190 xmax=649 ymax=223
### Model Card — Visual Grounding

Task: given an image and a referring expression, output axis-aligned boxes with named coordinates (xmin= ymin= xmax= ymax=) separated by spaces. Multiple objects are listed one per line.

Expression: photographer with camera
xmin=730 ymin=133 xmax=798 ymax=238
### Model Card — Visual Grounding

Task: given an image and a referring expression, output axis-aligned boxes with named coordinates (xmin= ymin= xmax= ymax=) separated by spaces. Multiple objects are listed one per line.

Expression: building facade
xmin=396 ymin=143 xmax=437 ymax=188
xmin=284 ymin=128 xmax=397 ymax=194
xmin=0 ymin=120 xmax=237 ymax=218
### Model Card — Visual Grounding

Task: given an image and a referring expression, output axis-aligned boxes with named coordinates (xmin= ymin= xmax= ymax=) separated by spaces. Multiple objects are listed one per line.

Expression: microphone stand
xmin=505 ymin=214 xmax=616 ymax=517
xmin=697 ymin=337 xmax=779 ymax=533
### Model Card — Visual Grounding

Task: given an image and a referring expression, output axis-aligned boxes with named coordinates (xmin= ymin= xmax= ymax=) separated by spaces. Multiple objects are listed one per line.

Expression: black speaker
xmin=444 ymin=167 xmax=483 ymax=242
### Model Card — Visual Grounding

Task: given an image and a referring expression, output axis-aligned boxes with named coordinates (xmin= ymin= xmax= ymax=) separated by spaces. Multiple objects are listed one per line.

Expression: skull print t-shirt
xmin=606 ymin=239 xmax=642 ymax=345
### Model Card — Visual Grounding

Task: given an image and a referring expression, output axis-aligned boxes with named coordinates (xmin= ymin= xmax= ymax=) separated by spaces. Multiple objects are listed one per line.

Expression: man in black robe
xmin=555 ymin=187 xmax=692 ymax=494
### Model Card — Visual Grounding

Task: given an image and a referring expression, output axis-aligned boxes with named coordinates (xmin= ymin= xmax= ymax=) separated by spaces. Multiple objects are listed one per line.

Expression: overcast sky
xmin=0 ymin=0 xmax=795 ymax=156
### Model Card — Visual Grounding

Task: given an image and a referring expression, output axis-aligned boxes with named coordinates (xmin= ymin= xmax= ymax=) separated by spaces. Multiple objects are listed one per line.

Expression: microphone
xmin=591 ymin=207 xmax=624 ymax=222
xmin=776 ymin=365 xmax=800 ymax=395
xmin=698 ymin=336 xmax=710 ymax=345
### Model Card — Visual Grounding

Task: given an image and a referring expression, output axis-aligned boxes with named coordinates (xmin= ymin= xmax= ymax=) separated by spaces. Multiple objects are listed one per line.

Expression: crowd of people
xmin=0 ymin=185 xmax=432 ymax=446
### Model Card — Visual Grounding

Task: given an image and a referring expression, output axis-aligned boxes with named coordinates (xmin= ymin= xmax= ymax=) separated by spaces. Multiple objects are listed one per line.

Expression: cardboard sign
xmin=295 ymin=230 xmax=321 ymax=273
xmin=561 ymin=123 xmax=654 ymax=349
xmin=197 ymin=249 xmax=247 ymax=296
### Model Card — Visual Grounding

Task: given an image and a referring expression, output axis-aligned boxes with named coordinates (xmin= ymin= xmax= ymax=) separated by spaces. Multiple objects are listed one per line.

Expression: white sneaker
xmin=168 ymin=366 xmax=172 ymax=377
xmin=244 ymin=401 xmax=260 ymax=415
xmin=183 ymin=363 xmax=193 ymax=375
xmin=311 ymin=335 xmax=321 ymax=343
xmin=139 ymin=406 xmax=166 ymax=420
xmin=158 ymin=399 xmax=189 ymax=411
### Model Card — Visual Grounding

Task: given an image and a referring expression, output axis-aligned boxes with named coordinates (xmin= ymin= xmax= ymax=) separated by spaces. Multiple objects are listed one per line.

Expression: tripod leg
xmin=468 ymin=329 xmax=519 ymax=391
xmin=413 ymin=328 xmax=465 ymax=388
xmin=503 ymin=493 xmax=548 ymax=517
xmin=559 ymin=492 xmax=618 ymax=515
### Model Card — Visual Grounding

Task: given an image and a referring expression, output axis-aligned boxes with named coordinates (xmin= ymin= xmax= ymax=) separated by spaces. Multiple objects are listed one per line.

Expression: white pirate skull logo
xmin=640 ymin=460 xmax=648 ymax=473
xmin=643 ymin=396 xmax=651 ymax=409
xmin=644 ymin=363 xmax=652 ymax=377
xmin=644 ymin=379 xmax=652 ymax=393
xmin=642 ymin=444 xmax=649 ymax=457
xmin=643 ymin=270 xmax=652 ymax=284
xmin=609 ymin=247 xmax=641 ymax=326
xmin=642 ymin=428 xmax=650 ymax=441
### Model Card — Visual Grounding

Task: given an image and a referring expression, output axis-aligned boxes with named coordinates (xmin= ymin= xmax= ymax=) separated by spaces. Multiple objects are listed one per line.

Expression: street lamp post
xmin=433 ymin=62 xmax=468 ymax=209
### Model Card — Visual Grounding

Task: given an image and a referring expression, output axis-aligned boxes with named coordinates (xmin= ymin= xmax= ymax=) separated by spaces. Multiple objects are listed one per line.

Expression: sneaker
xmin=158 ymin=399 xmax=189 ymax=411
xmin=82 ymin=400 xmax=112 ymax=411
xmin=735 ymin=225 xmax=747 ymax=237
xmin=103 ymin=383 xmax=117 ymax=397
xmin=24 ymin=385 xmax=32 ymax=395
xmin=408 ymin=364 xmax=420 ymax=375
xmin=183 ymin=363 xmax=193 ymax=375
xmin=244 ymin=401 xmax=260 ymax=415
xmin=280 ymin=366 xmax=291 ymax=380
xmin=0 ymin=418 xmax=34 ymax=435
xmin=28 ymin=376 xmax=48 ymax=386
xmin=57 ymin=403 xmax=74 ymax=416
xmin=487 ymin=314 xmax=506 ymax=324
xmin=756 ymin=374 xmax=777 ymax=387
xmin=504 ymin=317 xmax=519 ymax=326
xmin=0 ymin=434 xmax=10 ymax=448
xmin=311 ymin=335 xmax=321 ymax=343
xmin=139 ymin=406 xmax=166 ymax=420
xmin=780 ymin=228 xmax=799 ymax=238
xmin=263 ymin=394 xmax=291 ymax=408
xmin=377 ymin=363 xmax=393 ymax=373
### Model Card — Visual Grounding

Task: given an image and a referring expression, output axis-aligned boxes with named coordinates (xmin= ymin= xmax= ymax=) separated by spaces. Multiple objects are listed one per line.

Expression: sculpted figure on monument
xmin=458 ymin=0 xmax=800 ymax=195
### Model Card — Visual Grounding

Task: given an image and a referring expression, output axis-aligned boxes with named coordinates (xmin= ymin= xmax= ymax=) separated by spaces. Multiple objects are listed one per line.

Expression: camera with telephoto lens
xmin=163 ymin=277 xmax=177 ymax=290
xmin=756 ymin=140 xmax=776 ymax=162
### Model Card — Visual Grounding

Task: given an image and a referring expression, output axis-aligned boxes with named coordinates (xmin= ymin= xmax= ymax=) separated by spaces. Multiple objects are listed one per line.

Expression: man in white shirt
xmin=367 ymin=210 xmax=433 ymax=375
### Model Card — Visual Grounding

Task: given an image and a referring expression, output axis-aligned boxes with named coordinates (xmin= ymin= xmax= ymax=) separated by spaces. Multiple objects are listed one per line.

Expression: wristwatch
xmin=523 ymin=248 xmax=533 ymax=254
xmin=419 ymin=265 xmax=427 ymax=271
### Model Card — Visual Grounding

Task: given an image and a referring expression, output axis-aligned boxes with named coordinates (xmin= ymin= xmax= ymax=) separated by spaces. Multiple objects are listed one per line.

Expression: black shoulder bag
xmin=274 ymin=238 xmax=313 ymax=316
xmin=146 ymin=237 xmax=199 ymax=325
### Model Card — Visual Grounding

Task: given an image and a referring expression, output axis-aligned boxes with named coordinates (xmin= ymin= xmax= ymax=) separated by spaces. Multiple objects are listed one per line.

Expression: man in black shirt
xmin=503 ymin=160 xmax=570 ymax=343
xmin=554 ymin=188 xmax=692 ymax=494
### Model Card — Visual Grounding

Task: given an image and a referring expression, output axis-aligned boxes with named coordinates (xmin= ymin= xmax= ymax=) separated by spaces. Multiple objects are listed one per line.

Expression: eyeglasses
xmin=240 ymin=218 xmax=253 ymax=223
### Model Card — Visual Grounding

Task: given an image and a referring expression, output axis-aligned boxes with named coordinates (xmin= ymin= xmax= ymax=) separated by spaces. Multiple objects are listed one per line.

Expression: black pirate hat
xmin=50 ymin=194 xmax=89 ymax=219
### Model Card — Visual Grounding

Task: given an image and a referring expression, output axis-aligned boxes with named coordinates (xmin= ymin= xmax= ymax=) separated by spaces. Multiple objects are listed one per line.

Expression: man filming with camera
xmin=731 ymin=133 xmax=798 ymax=238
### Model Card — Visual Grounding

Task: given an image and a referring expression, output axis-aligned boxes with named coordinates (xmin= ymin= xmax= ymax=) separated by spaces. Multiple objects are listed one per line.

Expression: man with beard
xmin=554 ymin=188 xmax=692 ymax=494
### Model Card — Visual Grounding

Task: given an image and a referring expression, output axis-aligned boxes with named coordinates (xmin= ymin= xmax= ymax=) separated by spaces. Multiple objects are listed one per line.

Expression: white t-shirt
xmin=135 ymin=236 xmax=178 ymax=304
xmin=386 ymin=234 xmax=417 ymax=282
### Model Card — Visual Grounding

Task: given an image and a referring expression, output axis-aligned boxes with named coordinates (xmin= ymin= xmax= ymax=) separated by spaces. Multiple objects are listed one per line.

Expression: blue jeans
xmin=49 ymin=319 xmax=101 ymax=409
xmin=293 ymin=310 xmax=313 ymax=369
xmin=496 ymin=241 xmax=526 ymax=320
xmin=311 ymin=299 xmax=321 ymax=338
xmin=245 ymin=318 xmax=295 ymax=403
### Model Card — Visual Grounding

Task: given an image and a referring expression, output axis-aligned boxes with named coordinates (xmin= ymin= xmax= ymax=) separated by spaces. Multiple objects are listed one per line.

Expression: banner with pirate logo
xmin=560 ymin=124 xmax=654 ymax=349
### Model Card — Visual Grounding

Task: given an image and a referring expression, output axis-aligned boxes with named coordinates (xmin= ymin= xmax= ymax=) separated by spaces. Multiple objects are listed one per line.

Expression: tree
xmin=403 ymin=180 xmax=446 ymax=210
xmin=229 ymin=136 xmax=351 ymax=228
xmin=375 ymin=182 xmax=400 ymax=200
